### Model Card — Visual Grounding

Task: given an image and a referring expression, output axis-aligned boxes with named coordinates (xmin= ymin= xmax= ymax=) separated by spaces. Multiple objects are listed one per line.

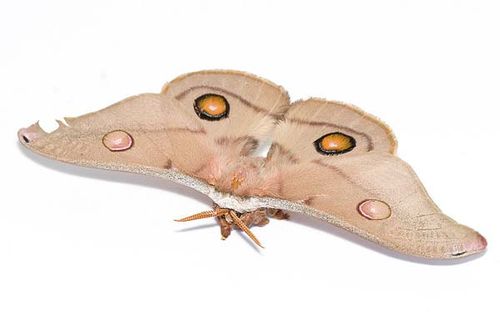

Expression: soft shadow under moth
xmin=18 ymin=70 xmax=487 ymax=259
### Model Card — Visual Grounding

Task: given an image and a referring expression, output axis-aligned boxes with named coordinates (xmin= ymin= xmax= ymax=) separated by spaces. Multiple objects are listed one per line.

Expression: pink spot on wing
xmin=102 ymin=130 xmax=133 ymax=151
xmin=478 ymin=233 xmax=488 ymax=248
xmin=358 ymin=199 xmax=392 ymax=220
xmin=466 ymin=232 xmax=488 ymax=253
xmin=18 ymin=126 xmax=42 ymax=143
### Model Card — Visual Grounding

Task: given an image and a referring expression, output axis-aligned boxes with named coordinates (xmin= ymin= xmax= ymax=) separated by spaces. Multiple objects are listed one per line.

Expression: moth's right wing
xmin=18 ymin=70 xmax=289 ymax=190
xmin=265 ymin=99 xmax=487 ymax=259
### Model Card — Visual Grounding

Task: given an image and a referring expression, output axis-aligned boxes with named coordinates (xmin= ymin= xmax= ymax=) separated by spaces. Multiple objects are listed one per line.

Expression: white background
xmin=1 ymin=1 xmax=499 ymax=333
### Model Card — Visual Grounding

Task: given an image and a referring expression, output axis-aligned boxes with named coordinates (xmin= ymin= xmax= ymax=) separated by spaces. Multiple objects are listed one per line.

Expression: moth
xmin=18 ymin=70 xmax=487 ymax=259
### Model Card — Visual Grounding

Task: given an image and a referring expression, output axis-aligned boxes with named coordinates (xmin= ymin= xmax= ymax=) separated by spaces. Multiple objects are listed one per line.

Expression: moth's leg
xmin=209 ymin=203 xmax=232 ymax=240
xmin=175 ymin=203 xmax=236 ymax=240
xmin=216 ymin=214 xmax=232 ymax=240
xmin=266 ymin=208 xmax=289 ymax=220
xmin=240 ymin=209 xmax=269 ymax=228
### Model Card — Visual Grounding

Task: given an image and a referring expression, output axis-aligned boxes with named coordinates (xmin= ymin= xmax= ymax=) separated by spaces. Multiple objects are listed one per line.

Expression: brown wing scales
xmin=18 ymin=71 xmax=486 ymax=259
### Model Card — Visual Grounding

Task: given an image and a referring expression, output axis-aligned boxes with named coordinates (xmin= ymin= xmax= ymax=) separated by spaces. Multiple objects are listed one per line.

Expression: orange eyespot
xmin=194 ymin=94 xmax=230 ymax=120
xmin=314 ymin=132 xmax=356 ymax=155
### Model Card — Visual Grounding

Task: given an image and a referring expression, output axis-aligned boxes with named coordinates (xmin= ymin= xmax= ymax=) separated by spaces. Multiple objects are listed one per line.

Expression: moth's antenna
xmin=175 ymin=208 xmax=264 ymax=249
xmin=229 ymin=211 xmax=264 ymax=249
xmin=175 ymin=208 xmax=229 ymax=222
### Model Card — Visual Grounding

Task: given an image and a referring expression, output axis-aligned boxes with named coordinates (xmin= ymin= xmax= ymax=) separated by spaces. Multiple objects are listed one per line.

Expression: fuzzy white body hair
xmin=207 ymin=187 xmax=271 ymax=212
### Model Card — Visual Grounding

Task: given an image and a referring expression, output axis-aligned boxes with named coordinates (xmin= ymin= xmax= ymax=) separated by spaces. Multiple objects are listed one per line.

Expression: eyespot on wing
xmin=194 ymin=93 xmax=230 ymax=121
xmin=314 ymin=132 xmax=356 ymax=155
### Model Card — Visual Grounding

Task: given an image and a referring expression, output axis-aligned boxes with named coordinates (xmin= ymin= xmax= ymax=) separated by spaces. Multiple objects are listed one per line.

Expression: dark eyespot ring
xmin=314 ymin=132 xmax=356 ymax=155
xmin=194 ymin=94 xmax=230 ymax=121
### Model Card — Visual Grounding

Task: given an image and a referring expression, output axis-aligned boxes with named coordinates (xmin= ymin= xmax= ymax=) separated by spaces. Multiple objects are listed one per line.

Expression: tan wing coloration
xmin=18 ymin=70 xmax=290 ymax=183
xmin=162 ymin=70 xmax=289 ymax=119
xmin=267 ymin=99 xmax=486 ymax=258
xmin=160 ymin=70 xmax=290 ymax=185
xmin=18 ymin=71 xmax=486 ymax=259
xmin=267 ymin=98 xmax=396 ymax=165
xmin=19 ymin=94 xmax=211 ymax=173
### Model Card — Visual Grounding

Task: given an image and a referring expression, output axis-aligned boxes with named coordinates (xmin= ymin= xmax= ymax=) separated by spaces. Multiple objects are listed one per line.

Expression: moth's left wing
xmin=18 ymin=71 xmax=289 ymax=189
xmin=264 ymin=99 xmax=487 ymax=259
